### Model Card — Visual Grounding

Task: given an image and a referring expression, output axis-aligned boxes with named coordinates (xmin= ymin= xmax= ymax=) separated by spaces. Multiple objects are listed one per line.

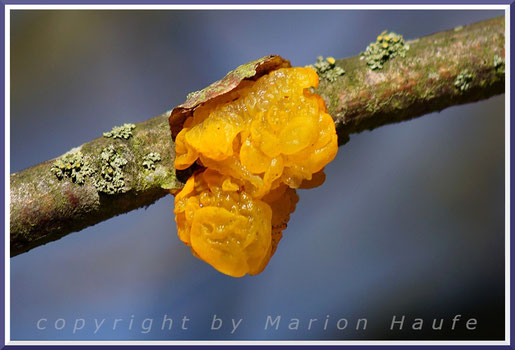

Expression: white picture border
xmin=4 ymin=3 xmax=510 ymax=346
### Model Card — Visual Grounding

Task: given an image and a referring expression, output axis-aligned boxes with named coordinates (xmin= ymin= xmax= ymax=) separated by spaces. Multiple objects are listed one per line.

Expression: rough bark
xmin=10 ymin=16 xmax=505 ymax=257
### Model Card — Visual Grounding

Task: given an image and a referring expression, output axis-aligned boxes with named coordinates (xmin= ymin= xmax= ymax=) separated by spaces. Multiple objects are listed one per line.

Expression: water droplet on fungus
xmin=170 ymin=56 xmax=338 ymax=277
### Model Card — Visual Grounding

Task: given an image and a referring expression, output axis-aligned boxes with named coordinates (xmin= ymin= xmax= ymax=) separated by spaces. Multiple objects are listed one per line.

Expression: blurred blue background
xmin=10 ymin=10 xmax=505 ymax=340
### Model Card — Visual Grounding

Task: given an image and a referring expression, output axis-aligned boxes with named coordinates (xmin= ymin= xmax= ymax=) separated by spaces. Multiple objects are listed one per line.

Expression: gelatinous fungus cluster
xmin=51 ymin=151 xmax=94 ymax=185
xmin=360 ymin=30 xmax=409 ymax=70
xmin=172 ymin=65 xmax=338 ymax=277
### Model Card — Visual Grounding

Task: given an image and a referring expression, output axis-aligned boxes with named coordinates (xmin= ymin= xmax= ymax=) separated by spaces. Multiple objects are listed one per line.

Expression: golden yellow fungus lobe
xmin=172 ymin=65 xmax=337 ymax=277
xmin=174 ymin=169 xmax=299 ymax=277
xmin=175 ymin=67 xmax=337 ymax=197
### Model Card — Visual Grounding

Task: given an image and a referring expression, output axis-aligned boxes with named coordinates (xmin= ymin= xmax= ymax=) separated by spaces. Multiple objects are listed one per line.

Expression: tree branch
xmin=10 ymin=16 xmax=505 ymax=257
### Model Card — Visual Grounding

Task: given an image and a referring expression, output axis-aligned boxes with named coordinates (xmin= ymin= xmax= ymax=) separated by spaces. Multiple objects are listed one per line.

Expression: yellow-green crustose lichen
xmin=360 ymin=31 xmax=409 ymax=70
xmin=309 ymin=56 xmax=345 ymax=82
xmin=186 ymin=90 xmax=201 ymax=100
xmin=103 ymin=123 xmax=136 ymax=140
xmin=142 ymin=152 xmax=161 ymax=170
xmin=50 ymin=151 xmax=94 ymax=185
xmin=454 ymin=70 xmax=474 ymax=92
xmin=493 ymin=55 xmax=505 ymax=75
xmin=93 ymin=145 xmax=128 ymax=194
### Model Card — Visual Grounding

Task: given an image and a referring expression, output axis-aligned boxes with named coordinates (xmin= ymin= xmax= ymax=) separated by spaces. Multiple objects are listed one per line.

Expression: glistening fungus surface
xmin=172 ymin=66 xmax=338 ymax=277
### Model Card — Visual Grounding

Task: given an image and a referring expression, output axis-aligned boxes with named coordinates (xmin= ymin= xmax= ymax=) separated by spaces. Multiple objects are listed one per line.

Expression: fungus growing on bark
xmin=169 ymin=55 xmax=338 ymax=277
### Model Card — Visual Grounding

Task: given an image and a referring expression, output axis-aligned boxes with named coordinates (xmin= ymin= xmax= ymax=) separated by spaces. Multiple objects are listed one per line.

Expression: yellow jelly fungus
xmin=175 ymin=169 xmax=299 ymax=277
xmin=173 ymin=66 xmax=338 ymax=277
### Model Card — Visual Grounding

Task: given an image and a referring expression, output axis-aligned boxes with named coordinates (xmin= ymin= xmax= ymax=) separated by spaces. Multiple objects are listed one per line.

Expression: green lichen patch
xmin=454 ymin=70 xmax=474 ymax=91
xmin=142 ymin=152 xmax=162 ymax=170
xmin=360 ymin=30 xmax=409 ymax=70
xmin=94 ymin=145 xmax=128 ymax=194
xmin=186 ymin=90 xmax=201 ymax=100
xmin=309 ymin=56 xmax=345 ymax=82
xmin=50 ymin=151 xmax=94 ymax=185
xmin=493 ymin=55 xmax=505 ymax=75
xmin=103 ymin=123 xmax=136 ymax=140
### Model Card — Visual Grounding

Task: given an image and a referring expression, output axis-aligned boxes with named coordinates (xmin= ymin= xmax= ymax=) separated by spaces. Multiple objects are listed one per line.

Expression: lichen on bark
xmin=10 ymin=112 xmax=180 ymax=256
xmin=324 ymin=16 xmax=504 ymax=143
